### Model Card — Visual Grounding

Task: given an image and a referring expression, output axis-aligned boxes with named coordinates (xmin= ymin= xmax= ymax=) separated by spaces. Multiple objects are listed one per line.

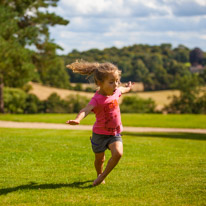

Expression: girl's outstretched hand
xmin=66 ymin=120 xmax=80 ymax=125
xmin=125 ymin=81 xmax=134 ymax=89
xmin=119 ymin=81 xmax=134 ymax=94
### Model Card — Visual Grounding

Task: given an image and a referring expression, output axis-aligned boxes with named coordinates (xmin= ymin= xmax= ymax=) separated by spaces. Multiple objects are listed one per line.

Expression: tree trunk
xmin=0 ymin=76 xmax=4 ymax=113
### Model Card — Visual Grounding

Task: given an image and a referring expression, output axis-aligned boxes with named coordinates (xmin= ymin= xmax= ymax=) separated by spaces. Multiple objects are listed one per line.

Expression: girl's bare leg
xmin=94 ymin=152 xmax=105 ymax=176
xmin=93 ymin=141 xmax=123 ymax=186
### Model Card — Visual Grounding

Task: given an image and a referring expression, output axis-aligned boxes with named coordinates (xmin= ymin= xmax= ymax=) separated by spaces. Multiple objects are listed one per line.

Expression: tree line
xmin=63 ymin=44 xmax=206 ymax=91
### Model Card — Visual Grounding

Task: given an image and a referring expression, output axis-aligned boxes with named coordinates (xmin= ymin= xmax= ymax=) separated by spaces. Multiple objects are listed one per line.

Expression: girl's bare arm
xmin=119 ymin=81 xmax=134 ymax=94
xmin=66 ymin=104 xmax=94 ymax=125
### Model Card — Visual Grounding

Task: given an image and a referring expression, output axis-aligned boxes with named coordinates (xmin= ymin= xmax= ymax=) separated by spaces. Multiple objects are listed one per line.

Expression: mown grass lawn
xmin=0 ymin=113 xmax=206 ymax=128
xmin=0 ymin=128 xmax=205 ymax=205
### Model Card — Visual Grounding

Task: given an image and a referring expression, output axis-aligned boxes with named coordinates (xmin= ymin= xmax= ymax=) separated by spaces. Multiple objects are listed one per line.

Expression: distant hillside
xmin=29 ymin=82 xmax=94 ymax=100
xmin=29 ymin=82 xmax=180 ymax=110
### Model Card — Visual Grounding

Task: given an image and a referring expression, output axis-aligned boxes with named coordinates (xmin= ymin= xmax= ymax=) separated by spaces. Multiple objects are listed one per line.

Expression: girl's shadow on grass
xmin=0 ymin=180 xmax=94 ymax=195
xmin=123 ymin=132 xmax=206 ymax=141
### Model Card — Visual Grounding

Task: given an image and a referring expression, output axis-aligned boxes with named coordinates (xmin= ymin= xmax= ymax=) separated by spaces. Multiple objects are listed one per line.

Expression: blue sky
xmin=48 ymin=0 xmax=206 ymax=54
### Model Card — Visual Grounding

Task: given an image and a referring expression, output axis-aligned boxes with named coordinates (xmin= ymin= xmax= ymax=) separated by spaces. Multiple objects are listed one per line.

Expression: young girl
xmin=66 ymin=60 xmax=133 ymax=186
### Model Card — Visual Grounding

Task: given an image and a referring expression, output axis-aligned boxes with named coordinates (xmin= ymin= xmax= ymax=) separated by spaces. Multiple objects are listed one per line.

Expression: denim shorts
xmin=90 ymin=132 xmax=122 ymax=153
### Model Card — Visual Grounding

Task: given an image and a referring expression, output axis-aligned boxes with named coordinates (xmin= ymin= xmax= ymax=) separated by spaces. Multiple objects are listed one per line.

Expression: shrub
xmin=3 ymin=88 xmax=91 ymax=114
xmin=44 ymin=93 xmax=70 ymax=113
xmin=24 ymin=94 xmax=42 ymax=113
xmin=66 ymin=94 xmax=90 ymax=113
xmin=120 ymin=96 xmax=156 ymax=113
xmin=164 ymin=74 xmax=206 ymax=114
xmin=85 ymin=87 xmax=95 ymax=92
xmin=4 ymin=87 xmax=27 ymax=113
xmin=43 ymin=93 xmax=90 ymax=113
xmin=195 ymin=93 xmax=206 ymax=113
xmin=73 ymin=83 xmax=83 ymax=91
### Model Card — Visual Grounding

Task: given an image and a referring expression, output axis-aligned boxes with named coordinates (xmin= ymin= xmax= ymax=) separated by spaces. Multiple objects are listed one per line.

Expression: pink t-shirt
xmin=89 ymin=88 xmax=123 ymax=135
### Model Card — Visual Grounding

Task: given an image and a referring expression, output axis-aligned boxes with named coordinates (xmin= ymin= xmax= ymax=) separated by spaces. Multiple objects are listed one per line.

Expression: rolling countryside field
xmin=29 ymin=82 xmax=180 ymax=110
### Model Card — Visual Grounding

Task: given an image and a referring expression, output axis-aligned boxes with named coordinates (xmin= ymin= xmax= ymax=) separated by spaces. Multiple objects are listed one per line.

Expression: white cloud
xmin=55 ymin=0 xmax=206 ymax=18
xmin=48 ymin=0 xmax=206 ymax=53
xmin=165 ymin=0 xmax=206 ymax=16
xmin=200 ymin=35 xmax=206 ymax=40
xmin=55 ymin=0 xmax=171 ymax=18
xmin=51 ymin=28 xmax=206 ymax=54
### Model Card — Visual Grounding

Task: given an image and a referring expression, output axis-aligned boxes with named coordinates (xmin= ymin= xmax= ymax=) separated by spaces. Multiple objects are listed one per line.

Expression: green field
xmin=0 ymin=113 xmax=206 ymax=129
xmin=0 ymin=128 xmax=205 ymax=205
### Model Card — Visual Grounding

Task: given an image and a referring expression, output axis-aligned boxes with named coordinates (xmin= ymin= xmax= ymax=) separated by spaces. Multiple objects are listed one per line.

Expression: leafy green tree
xmin=160 ymin=43 xmax=173 ymax=57
xmin=0 ymin=5 xmax=35 ymax=112
xmin=32 ymin=41 xmax=70 ymax=88
xmin=153 ymin=66 xmax=169 ymax=90
xmin=173 ymin=45 xmax=189 ymax=63
xmin=0 ymin=0 xmax=69 ymax=113
xmin=146 ymin=54 xmax=163 ymax=72
xmin=165 ymin=74 xmax=206 ymax=113
xmin=133 ymin=59 xmax=149 ymax=82
xmin=118 ymin=60 xmax=133 ymax=82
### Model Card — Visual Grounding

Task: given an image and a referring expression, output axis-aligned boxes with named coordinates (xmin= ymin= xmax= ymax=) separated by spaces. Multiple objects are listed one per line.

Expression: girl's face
xmin=98 ymin=71 xmax=120 ymax=96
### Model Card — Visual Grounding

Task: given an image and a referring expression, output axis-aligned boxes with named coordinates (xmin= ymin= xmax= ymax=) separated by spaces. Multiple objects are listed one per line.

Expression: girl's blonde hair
xmin=66 ymin=60 xmax=121 ymax=84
